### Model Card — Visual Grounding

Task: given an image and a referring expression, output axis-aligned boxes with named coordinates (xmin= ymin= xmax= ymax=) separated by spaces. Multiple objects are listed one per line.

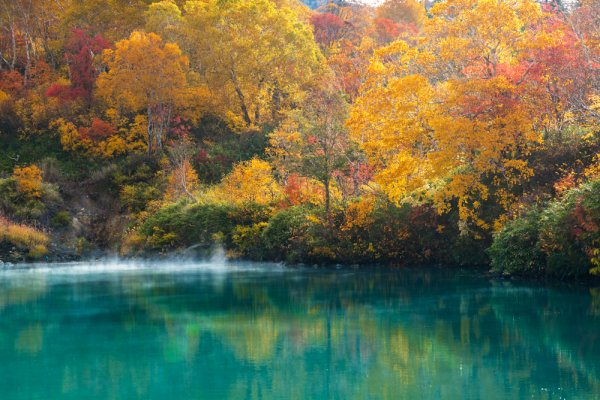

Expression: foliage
xmin=0 ymin=217 xmax=49 ymax=259
xmin=0 ymin=0 xmax=598 ymax=278
xmin=490 ymin=178 xmax=600 ymax=278
xmin=376 ymin=0 xmax=425 ymax=27
xmin=270 ymin=86 xmax=353 ymax=218
xmin=539 ymin=180 xmax=600 ymax=277
xmin=176 ymin=0 xmax=324 ymax=129
xmin=50 ymin=211 xmax=72 ymax=229
xmin=97 ymin=31 xmax=207 ymax=153
xmin=0 ymin=175 xmax=61 ymax=221
xmin=348 ymin=0 xmax=554 ymax=230
xmin=261 ymin=206 xmax=321 ymax=263
xmin=164 ymin=136 xmax=200 ymax=201
xmin=13 ymin=164 xmax=43 ymax=198
xmin=489 ymin=208 xmax=546 ymax=276
xmin=138 ymin=201 xmax=271 ymax=253
xmin=46 ymin=28 xmax=110 ymax=104
xmin=210 ymin=158 xmax=282 ymax=206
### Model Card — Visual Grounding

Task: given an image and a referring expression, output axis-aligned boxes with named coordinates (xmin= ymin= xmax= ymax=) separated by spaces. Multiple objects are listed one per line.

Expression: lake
xmin=0 ymin=260 xmax=599 ymax=399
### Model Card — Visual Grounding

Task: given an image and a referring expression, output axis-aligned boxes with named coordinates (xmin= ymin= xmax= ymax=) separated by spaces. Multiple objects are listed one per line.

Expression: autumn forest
xmin=0 ymin=0 xmax=599 ymax=279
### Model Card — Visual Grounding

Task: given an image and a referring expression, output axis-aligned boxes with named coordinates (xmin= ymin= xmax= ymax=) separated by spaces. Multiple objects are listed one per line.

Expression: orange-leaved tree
xmin=97 ymin=31 xmax=205 ymax=154
xmin=349 ymin=0 xmax=552 ymax=231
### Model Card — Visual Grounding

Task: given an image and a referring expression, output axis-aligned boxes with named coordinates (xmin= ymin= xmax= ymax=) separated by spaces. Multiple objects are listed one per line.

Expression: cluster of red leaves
xmin=78 ymin=118 xmax=116 ymax=142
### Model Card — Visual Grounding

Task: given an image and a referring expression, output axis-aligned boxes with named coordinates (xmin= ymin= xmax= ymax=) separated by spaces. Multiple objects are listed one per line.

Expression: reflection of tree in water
xmin=128 ymin=269 xmax=600 ymax=399
xmin=0 ymin=274 xmax=48 ymax=311
xmin=1 ymin=268 xmax=600 ymax=399
xmin=0 ymin=275 xmax=48 ymax=356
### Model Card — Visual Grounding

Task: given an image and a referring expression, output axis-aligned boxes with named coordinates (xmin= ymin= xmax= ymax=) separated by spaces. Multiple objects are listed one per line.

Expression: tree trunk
xmin=10 ymin=24 xmax=16 ymax=70
xmin=147 ymin=107 xmax=153 ymax=155
xmin=271 ymin=85 xmax=281 ymax=121
xmin=23 ymin=35 xmax=31 ymax=86
xmin=234 ymin=83 xmax=251 ymax=126
xmin=324 ymin=177 xmax=331 ymax=223
xmin=353 ymin=161 xmax=360 ymax=196
xmin=230 ymin=68 xmax=251 ymax=126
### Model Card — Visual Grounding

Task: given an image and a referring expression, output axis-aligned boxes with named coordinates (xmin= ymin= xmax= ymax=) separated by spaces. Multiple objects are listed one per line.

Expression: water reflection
xmin=0 ymin=263 xmax=599 ymax=399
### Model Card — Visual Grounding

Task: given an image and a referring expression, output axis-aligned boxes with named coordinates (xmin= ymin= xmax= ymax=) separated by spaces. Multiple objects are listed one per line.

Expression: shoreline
xmin=2 ymin=253 xmax=599 ymax=285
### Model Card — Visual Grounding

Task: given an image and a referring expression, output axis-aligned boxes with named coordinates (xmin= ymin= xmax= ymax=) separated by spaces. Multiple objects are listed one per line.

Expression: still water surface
xmin=0 ymin=260 xmax=599 ymax=399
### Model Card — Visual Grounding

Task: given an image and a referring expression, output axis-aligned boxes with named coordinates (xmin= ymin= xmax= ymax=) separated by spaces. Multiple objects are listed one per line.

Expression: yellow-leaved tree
xmin=208 ymin=159 xmax=282 ymax=206
xmin=153 ymin=0 xmax=324 ymax=130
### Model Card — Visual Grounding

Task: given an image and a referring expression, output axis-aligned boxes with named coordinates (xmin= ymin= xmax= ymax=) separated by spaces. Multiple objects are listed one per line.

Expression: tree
xmin=310 ymin=13 xmax=345 ymax=48
xmin=179 ymin=0 xmax=323 ymax=129
xmin=215 ymin=158 xmax=282 ymax=206
xmin=376 ymin=0 xmax=426 ymax=27
xmin=60 ymin=0 xmax=151 ymax=42
xmin=0 ymin=0 xmax=65 ymax=83
xmin=270 ymin=85 xmax=352 ymax=220
xmin=96 ymin=31 xmax=199 ymax=153
xmin=165 ymin=135 xmax=199 ymax=201
xmin=12 ymin=164 xmax=42 ymax=198
xmin=524 ymin=8 xmax=596 ymax=133
xmin=569 ymin=0 xmax=600 ymax=124
xmin=46 ymin=28 xmax=109 ymax=104
xmin=145 ymin=0 xmax=183 ymax=43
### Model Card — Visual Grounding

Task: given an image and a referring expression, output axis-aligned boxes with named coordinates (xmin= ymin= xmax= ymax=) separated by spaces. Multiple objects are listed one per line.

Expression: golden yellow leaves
xmin=96 ymin=31 xmax=204 ymax=153
xmin=204 ymin=159 xmax=282 ymax=206
xmin=348 ymin=70 xmax=435 ymax=202
xmin=349 ymin=0 xmax=547 ymax=230
xmin=425 ymin=0 xmax=546 ymax=78
xmin=376 ymin=0 xmax=426 ymax=27
xmin=13 ymin=165 xmax=43 ymax=199
xmin=341 ymin=197 xmax=375 ymax=231
xmin=179 ymin=0 xmax=323 ymax=130
xmin=50 ymin=115 xmax=147 ymax=158
xmin=97 ymin=31 xmax=189 ymax=113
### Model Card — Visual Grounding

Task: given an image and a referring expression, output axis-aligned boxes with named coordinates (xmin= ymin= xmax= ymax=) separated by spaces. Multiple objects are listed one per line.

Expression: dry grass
xmin=0 ymin=216 xmax=49 ymax=258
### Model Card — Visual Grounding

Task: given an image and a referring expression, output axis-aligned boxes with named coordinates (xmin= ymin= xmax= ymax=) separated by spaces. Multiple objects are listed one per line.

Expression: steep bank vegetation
xmin=0 ymin=0 xmax=598 ymax=278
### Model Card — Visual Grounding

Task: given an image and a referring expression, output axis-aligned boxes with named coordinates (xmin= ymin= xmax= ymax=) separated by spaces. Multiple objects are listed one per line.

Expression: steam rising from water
xmin=0 ymin=246 xmax=282 ymax=280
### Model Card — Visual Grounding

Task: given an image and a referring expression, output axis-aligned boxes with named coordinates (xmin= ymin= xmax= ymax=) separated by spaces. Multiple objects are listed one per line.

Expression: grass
xmin=0 ymin=216 xmax=49 ymax=258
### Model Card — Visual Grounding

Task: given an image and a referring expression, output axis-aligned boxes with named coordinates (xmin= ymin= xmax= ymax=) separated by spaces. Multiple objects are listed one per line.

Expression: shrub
xmin=139 ymin=201 xmax=272 ymax=253
xmin=13 ymin=164 xmax=43 ymax=198
xmin=489 ymin=208 xmax=546 ymax=276
xmin=50 ymin=211 xmax=72 ymax=228
xmin=0 ymin=178 xmax=46 ymax=220
xmin=232 ymin=222 xmax=269 ymax=260
xmin=539 ymin=180 xmax=600 ymax=278
xmin=336 ymin=201 xmax=450 ymax=265
xmin=261 ymin=206 xmax=324 ymax=264
xmin=120 ymin=183 xmax=161 ymax=213
xmin=489 ymin=178 xmax=600 ymax=278
xmin=0 ymin=170 xmax=62 ymax=223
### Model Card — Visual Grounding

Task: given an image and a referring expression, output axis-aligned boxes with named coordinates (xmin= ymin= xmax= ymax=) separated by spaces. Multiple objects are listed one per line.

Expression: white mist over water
xmin=209 ymin=243 xmax=227 ymax=266
xmin=0 ymin=253 xmax=283 ymax=282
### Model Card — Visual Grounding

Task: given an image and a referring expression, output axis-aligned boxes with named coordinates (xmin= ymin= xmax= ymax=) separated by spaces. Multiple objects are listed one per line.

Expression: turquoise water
xmin=0 ymin=261 xmax=599 ymax=399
